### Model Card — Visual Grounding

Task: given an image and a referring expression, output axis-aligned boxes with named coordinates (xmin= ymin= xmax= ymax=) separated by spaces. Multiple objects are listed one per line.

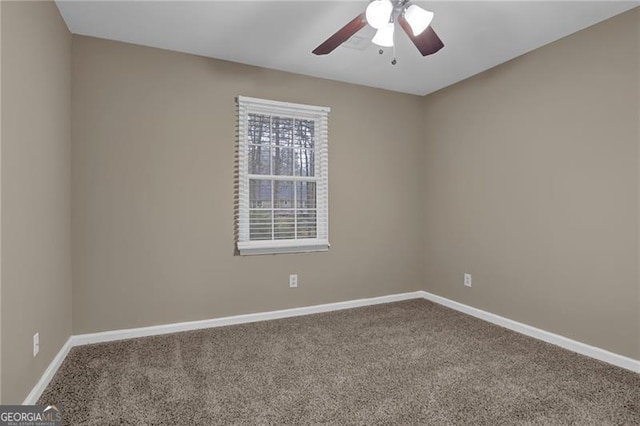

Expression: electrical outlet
xmin=464 ymin=273 xmax=472 ymax=288
xmin=33 ymin=332 xmax=40 ymax=357
xmin=289 ymin=274 xmax=298 ymax=288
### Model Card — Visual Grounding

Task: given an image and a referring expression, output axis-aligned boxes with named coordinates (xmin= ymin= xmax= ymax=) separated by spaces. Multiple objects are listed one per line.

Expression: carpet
xmin=38 ymin=299 xmax=639 ymax=425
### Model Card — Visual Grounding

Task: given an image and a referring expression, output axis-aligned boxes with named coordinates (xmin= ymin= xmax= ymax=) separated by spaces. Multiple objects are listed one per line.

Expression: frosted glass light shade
xmin=371 ymin=22 xmax=394 ymax=47
xmin=366 ymin=0 xmax=393 ymax=30
xmin=404 ymin=4 xmax=434 ymax=36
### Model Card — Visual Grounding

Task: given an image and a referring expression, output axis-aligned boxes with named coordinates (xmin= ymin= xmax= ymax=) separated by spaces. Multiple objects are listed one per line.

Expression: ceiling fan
xmin=312 ymin=0 xmax=444 ymax=60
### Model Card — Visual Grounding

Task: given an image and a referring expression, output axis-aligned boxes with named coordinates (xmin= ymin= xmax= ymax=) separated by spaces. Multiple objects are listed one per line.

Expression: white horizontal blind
xmin=236 ymin=96 xmax=330 ymax=255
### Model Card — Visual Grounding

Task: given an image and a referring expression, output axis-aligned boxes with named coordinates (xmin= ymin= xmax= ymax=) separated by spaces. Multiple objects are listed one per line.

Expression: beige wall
xmin=71 ymin=36 xmax=426 ymax=334
xmin=637 ymin=8 xmax=640 ymax=361
xmin=422 ymin=9 xmax=640 ymax=359
xmin=1 ymin=1 xmax=72 ymax=404
xmin=0 ymin=0 xmax=3 ymax=405
xmin=636 ymin=6 xmax=640 ymax=364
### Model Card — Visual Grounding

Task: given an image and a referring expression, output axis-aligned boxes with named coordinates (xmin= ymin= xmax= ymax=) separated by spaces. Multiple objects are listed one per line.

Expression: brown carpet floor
xmin=39 ymin=299 xmax=639 ymax=425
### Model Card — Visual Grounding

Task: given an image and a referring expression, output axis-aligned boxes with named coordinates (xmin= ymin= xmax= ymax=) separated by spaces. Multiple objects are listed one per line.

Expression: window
xmin=236 ymin=96 xmax=330 ymax=255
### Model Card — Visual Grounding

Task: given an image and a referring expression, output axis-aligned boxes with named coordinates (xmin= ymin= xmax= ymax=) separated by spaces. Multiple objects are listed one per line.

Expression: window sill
xmin=238 ymin=240 xmax=329 ymax=256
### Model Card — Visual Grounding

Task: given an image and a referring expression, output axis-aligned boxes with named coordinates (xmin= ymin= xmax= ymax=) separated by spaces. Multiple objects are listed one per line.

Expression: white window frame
xmin=236 ymin=96 xmax=330 ymax=255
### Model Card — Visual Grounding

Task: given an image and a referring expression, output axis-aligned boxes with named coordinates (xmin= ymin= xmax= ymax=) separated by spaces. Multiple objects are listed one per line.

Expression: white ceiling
xmin=56 ymin=1 xmax=639 ymax=96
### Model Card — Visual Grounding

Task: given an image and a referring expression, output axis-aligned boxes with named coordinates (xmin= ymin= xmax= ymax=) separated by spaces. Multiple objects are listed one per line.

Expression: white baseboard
xmin=418 ymin=290 xmax=640 ymax=373
xmin=24 ymin=289 xmax=639 ymax=405
xmin=23 ymin=337 xmax=73 ymax=405
xmin=24 ymin=291 xmax=423 ymax=404
xmin=71 ymin=291 xmax=422 ymax=346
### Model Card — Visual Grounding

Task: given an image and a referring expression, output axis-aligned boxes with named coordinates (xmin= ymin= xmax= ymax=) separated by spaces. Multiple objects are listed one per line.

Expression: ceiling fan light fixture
xmin=366 ymin=0 xmax=393 ymax=30
xmin=404 ymin=4 xmax=434 ymax=36
xmin=371 ymin=22 xmax=394 ymax=47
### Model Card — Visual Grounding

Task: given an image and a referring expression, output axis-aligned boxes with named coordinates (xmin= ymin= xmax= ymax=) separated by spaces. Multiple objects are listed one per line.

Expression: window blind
xmin=236 ymin=96 xmax=330 ymax=255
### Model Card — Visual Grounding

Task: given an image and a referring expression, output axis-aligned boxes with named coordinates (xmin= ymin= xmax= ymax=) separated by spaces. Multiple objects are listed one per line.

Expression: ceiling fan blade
xmin=312 ymin=13 xmax=367 ymax=55
xmin=398 ymin=15 xmax=444 ymax=56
